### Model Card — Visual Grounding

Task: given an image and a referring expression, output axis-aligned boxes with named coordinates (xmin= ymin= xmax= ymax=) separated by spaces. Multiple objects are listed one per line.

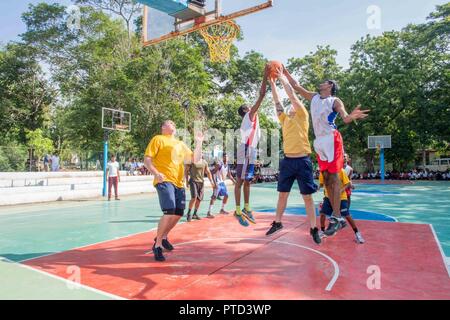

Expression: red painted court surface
xmin=25 ymin=214 xmax=450 ymax=300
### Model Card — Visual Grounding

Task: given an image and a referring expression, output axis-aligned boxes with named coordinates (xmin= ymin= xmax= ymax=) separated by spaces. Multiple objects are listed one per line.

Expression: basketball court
xmin=1 ymin=0 xmax=449 ymax=302
xmin=1 ymin=181 xmax=450 ymax=300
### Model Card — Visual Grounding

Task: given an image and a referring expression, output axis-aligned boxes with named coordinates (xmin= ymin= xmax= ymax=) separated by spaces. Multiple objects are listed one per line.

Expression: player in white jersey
xmin=283 ymin=67 xmax=369 ymax=237
xmin=207 ymin=153 xmax=236 ymax=216
xmin=234 ymin=65 xmax=269 ymax=227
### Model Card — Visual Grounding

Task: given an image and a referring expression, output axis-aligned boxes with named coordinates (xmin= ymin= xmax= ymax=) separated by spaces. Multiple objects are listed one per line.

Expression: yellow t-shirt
xmin=278 ymin=110 xmax=312 ymax=155
xmin=144 ymin=135 xmax=193 ymax=188
xmin=319 ymin=169 xmax=350 ymax=200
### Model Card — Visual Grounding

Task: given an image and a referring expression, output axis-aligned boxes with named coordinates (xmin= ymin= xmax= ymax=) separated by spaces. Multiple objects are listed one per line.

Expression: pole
xmin=380 ymin=148 xmax=385 ymax=183
xmin=102 ymin=131 xmax=109 ymax=197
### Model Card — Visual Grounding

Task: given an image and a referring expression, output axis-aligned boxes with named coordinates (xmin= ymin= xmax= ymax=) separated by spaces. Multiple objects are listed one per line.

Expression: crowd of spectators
xmin=349 ymin=169 xmax=450 ymax=181
xmin=124 ymin=158 xmax=151 ymax=176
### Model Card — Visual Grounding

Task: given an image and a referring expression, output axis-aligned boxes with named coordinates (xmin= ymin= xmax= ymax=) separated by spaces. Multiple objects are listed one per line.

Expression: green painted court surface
xmin=0 ymin=181 xmax=449 ymax=299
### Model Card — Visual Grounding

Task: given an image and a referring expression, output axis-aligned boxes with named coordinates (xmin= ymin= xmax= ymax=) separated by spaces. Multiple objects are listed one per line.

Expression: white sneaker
xmin=318 ymin=230 xmax=327 ymax=239
xmin=355 ymin=232 xmax=365 ymax=244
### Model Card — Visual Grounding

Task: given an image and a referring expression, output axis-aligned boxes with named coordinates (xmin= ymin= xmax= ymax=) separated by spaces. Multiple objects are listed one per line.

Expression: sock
xmin=244 ymin=203 xmax=250 ymax=211
xmin=353 ymin=228 xmax=359 ymax=234
xmin=321 ymin=227 xmax=325 ymax=232
xmin=236 ymin=206 xmax=242 ymax=215
xmin=187 ymin=209 xmax=192 ymax=215
xmin=194 ymin=209 xmax=198 ymax=215
xmin=208 ymin=204 xmax=213 ymax=213
xmin=221 ymin=203 xmax=225 ymax=210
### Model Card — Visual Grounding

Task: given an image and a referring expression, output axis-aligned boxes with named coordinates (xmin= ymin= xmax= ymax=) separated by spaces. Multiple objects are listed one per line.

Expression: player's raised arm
xmin=278 ymin=72 xmax=308 ymax=115
xmin=249 ymin=65 xmax=270 ymax=121
xmin=269 ymin=78 xmax=284 ymax=117
xmin=283 ymin=66 xmax=316 ymax=101
xmin=333 ymin=99 xmax=370 ymax=124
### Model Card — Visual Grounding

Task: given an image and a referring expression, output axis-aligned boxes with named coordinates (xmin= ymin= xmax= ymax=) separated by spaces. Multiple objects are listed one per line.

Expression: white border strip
xmin=429 ymin=224 xmax=450 ymax=278
xmin=19 ymin=227 xmax=157 ymax=263
xmin=168 ymin=237 xmax=339 ymax=292
xmin=0 ymin=256 xmax=126 ymax=300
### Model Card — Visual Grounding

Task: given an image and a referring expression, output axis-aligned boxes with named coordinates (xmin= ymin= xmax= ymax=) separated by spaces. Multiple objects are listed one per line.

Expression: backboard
xmin=140 ymin=0 xmax=274 ymax=46
xmin=368 ymin=136 xmax=392 ymax=149
xmin=102 ymin=108 xmax=132 ymax=132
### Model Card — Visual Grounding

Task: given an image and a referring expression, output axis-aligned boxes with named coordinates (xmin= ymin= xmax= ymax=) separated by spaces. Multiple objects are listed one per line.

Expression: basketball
xmin=268 ymin=60 xmax=283 ymax=79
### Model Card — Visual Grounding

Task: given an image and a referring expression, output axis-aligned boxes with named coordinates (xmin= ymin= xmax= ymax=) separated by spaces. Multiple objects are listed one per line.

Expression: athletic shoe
xmin=115 ymin=198 xmax=120 ymax=201
xmin=154 ymin=238 xmax=174 ymax=251
xmin=324 ymin=217 xmax=343 ymax=237
xmin=152 ymin=246 xmax=165 ymax=262
xmin=186 ymin=213 xmax=192 ymax=222
xmin=355 ymin=232 xmax=365 ymax=244
xmin=318 ymin=230 xmax=327 ymax=239
xmin=340 ymin=220 xmax=348 ymax=229
xmin=206 ymin=213 xmax=215 ymax=219
xmin=242 ymin=208 xmax=256 ymax=224
xmin=266 ymin=221 xmax=283 ymax=236
xmin=220 ymin=209 xmax=230 ymax=215
xmin=310 ymin=228 xmax=322 ymax=245
xmin=234 ymin=212 xmax=250 ymax=227
xmin=192 ymin=213 xmax=201 ymax=220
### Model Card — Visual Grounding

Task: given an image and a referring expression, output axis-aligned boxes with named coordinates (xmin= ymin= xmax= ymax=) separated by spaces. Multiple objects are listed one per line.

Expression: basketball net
xmin=199 ymin=20 xmax=240 ymax=63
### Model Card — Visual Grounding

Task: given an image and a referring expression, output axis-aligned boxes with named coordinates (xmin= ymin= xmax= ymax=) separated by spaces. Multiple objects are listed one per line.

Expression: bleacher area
xmin=0 ymin=172 xmax=156 ymax=206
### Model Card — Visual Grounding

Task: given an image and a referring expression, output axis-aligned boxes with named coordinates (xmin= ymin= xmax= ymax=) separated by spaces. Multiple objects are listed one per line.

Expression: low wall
xmin=0 ymin=171 xmax=222 ymax=206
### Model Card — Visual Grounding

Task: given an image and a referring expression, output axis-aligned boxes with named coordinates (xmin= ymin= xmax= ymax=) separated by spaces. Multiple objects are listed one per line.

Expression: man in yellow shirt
xmin=318 ymin=169 xmax=365 ymax=244
xmin=266 ymin=68 xmax=321 ymax=244
xmin=144 ymin=120 xmax=204 ymax=262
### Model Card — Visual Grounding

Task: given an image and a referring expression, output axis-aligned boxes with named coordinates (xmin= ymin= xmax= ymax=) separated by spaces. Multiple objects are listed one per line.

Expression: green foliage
xmin=0 ymin=143 xmax=28 ymax=172
xmin=0 ymin=2 xmax=448 ymax=172
xmin=26 ymin=129 xmax=54 ymax=158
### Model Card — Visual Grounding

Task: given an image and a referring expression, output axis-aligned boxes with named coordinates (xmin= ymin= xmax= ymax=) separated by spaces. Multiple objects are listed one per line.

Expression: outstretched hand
xmin=350 ymin=105 xmax=370 ymax=121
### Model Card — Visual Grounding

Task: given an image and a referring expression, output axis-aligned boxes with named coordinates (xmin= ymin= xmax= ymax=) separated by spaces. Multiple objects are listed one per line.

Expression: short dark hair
xmin=238 ymin=105 xmax=249 ymax=118
xmin=327 ymin=80 xmax=339 ymax=96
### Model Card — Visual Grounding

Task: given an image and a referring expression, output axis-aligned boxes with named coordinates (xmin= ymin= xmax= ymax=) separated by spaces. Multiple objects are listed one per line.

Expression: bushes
xmin=0 ymin=143 xmax=28 ymax=172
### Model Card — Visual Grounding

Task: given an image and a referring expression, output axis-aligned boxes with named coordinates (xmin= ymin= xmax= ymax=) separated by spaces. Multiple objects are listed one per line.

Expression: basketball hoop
xmin=199 ymin=20 xmax=240 ymax=63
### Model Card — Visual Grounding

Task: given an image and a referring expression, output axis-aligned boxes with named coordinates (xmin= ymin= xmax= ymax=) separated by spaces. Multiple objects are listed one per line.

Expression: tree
xmin=26 ymin=129 xmax=55 ymax=160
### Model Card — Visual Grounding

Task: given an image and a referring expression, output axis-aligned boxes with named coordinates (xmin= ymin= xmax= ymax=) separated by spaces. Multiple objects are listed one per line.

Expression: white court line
xmin=429 ymin=224 xmax=450 ymax=278
xmin=163 ymin=237 xmax=340 ymax=292
xmin=19 ymin=227 xmax=158 ymax=263
xmin=0 ymin=256 xmax=126 ymax=300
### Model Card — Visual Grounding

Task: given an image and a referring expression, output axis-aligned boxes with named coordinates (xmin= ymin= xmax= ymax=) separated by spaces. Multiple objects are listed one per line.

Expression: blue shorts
xmin=320 ymin=198 xmax=350 ymax=217
xmin=155 ymin=182 xmax=186 ymax=216
xmin=277 ymin=156 xmax=317 ymax=195
xmin=212 ymin=182 xmax=228 ymax=199
xmin=236 ymin=164 xmax=255 ymax=181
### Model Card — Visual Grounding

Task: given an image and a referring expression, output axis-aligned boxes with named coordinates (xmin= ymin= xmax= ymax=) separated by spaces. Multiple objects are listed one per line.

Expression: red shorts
xmin=314 ymin=130 xmax=344 ymax=174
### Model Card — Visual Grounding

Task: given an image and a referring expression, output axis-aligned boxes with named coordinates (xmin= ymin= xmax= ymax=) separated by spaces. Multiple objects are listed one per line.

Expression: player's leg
xmin=159 ymin=187 xmax=187 ymax=251
xmin=242 ymin=164 xmax=256 ymax=224
xmin=221 ymin=195 xmax=229 ymax=213
xmin=296 ymin=156 xmax=320 ymax=244
xmin=342 ymin=200 xmax=365 ymax=244
xmin=220 ymin=184 xmax=229 ymax=214
xmin=234 ymin=173 xmax=249 ymax=227
xmin=267 ymin=158 xmax=295 ymax=236
xmin=187 ymin=180 xmax=197 ymax=222
xmin=207 ymin=188 xmax=217 ymax=216
xmin=319 ymin=198 xmax=333 ymax=238
xmin=153 ymin=183 xmax=178 ymax=261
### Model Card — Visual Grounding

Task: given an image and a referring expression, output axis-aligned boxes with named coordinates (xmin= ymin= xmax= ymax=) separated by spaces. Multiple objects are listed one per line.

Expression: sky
xmin=0 ymin=0 xmax=447 ymax=68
